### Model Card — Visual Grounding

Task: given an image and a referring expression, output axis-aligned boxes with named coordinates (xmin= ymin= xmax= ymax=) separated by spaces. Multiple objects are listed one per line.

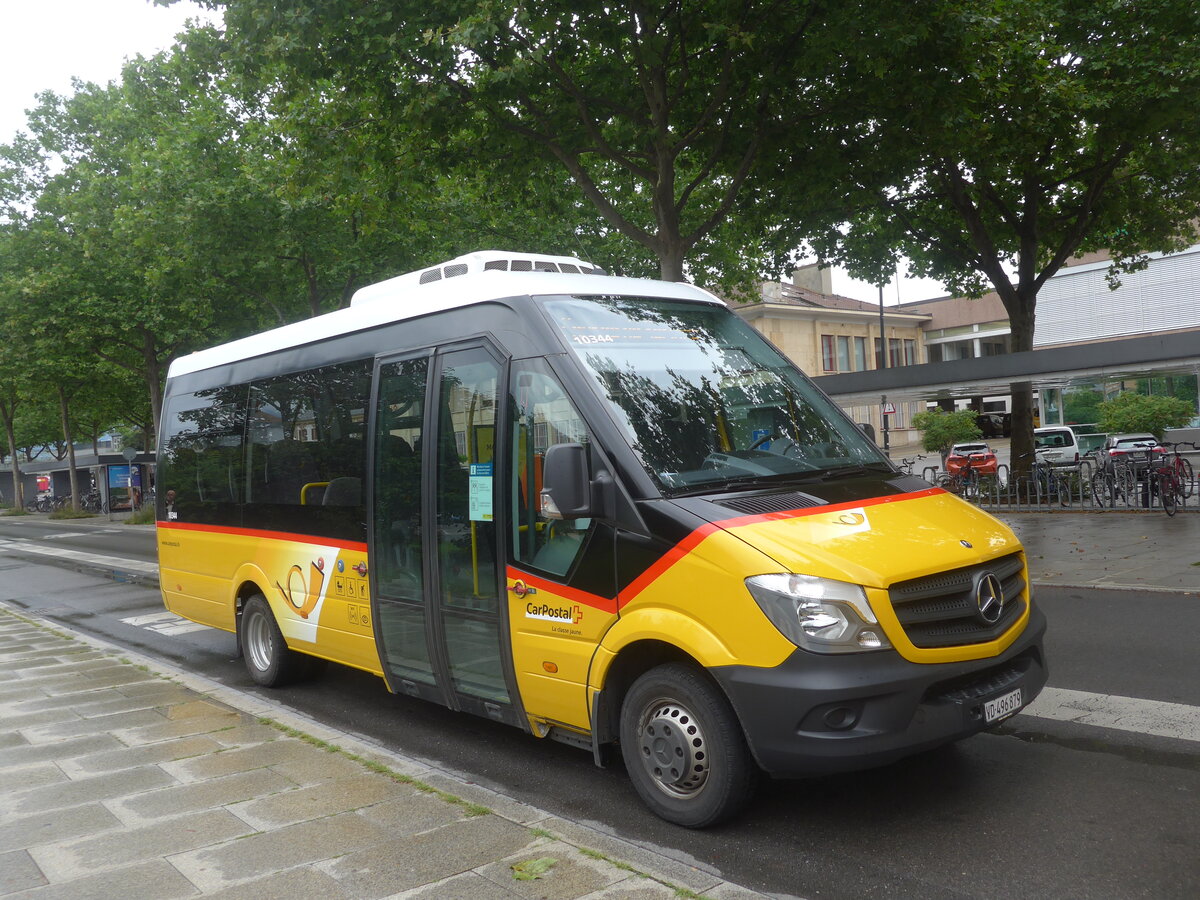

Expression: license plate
xmin=984 ymin=687 xmax=1023 ymax=723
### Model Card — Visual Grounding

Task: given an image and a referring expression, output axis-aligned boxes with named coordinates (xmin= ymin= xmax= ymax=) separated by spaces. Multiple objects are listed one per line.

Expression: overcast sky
xmin=0 ymin=0 xmax=215 ymax=142
xmin=0 ymin=0 xmax=946 ymax=303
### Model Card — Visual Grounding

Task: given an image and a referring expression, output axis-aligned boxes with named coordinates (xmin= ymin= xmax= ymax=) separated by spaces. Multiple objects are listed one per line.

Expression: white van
xmin=1034 ymin=426 xmax=1081 ymax=468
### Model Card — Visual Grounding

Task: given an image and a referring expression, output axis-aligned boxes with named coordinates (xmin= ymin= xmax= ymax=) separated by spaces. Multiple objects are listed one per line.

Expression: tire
xmin=619 ymin=663 xmax=758 ymax=828
xmin=1176 ymin=458 xmax=1194 ymax=500
xmin=1159 ymin=473 xmax=1177 ymax=517
xmin=1091 ymin=470 xmax=1115 ymax=508
xmin=240 ymin=594 xmax=310 ymax=687
xmin=1115 ymin=467 xmax=1136 ymax=507
xmin=1056 ymin=470 xmax=1074 ymax=507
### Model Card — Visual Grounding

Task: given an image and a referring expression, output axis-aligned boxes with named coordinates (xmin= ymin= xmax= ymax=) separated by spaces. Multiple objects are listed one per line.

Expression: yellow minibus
xmin=156 ymin=250 xmax=1046 ymax=827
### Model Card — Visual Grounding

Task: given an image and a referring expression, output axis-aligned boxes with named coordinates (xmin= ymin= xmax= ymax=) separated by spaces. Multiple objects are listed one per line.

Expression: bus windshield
xmin=543 ymin=295 xmax=890 ymax=495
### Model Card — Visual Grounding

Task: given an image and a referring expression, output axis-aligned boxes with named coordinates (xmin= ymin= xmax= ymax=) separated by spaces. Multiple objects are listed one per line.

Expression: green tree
xmin=186 ymin=0 xmax=847 ymax=285
xmin=1096 ymin=393 xmax=1193 ymax=439
xmin=911 ymin=408 xmax=983 ymax=457
xmin=808 ymin=0 xmax=1200 ymax=475
xmin=1063 ymin=388 xmax=1104 ymax=426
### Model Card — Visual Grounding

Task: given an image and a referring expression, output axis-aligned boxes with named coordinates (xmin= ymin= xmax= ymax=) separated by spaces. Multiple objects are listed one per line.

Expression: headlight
xmin=745 ymin=573 xmax=891 ymax=654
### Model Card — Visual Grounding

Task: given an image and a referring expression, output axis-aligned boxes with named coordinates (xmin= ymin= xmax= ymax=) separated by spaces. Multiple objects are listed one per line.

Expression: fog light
xmin=823 ymin=706 xmax=859 ymax=730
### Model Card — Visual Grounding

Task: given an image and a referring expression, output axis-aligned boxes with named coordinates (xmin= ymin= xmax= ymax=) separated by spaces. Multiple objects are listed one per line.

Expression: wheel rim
xmin=635 ymin=698 xmax=710 ymax=799
xmin=244 ymin=608 xmax=273 ymax=673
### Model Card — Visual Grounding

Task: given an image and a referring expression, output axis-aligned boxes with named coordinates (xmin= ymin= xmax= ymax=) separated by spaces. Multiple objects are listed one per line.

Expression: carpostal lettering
xmin=525 ymin=601 xmax=581 ymax=624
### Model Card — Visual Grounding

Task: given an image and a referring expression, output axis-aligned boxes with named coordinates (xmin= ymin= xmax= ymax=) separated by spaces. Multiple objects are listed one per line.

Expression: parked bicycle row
xmin=18 ymin=487 xmax=156 ymax=515
xmin=903 ymin=441 xmax=1198 ymax=516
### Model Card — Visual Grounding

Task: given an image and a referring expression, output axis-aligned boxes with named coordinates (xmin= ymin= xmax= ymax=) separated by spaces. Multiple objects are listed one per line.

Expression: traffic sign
xmin=882 ymin=402 xmax=896 ymax=415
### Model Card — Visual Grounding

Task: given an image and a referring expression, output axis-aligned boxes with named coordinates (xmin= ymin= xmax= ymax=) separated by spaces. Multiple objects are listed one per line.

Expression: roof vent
xmin=350 ymin=250 xmax=608 ymax=307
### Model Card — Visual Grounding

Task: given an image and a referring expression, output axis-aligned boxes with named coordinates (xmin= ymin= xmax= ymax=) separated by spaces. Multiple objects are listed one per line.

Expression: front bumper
xmin=710 ymin=605 xmax=1047 ymax=777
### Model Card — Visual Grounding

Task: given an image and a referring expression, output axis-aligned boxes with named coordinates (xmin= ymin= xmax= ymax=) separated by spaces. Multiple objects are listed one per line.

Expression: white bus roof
xmin=167 ymin=250 xmax=723 ymax=378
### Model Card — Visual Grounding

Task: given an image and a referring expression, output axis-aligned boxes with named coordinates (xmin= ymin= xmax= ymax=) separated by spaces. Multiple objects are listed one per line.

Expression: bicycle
xmin=1020 ymin=453 xmax=1074 ymax=507
xmin=1161 ymin=442 xmax=1196 ymax=501
xmin=81 ymin=490 xmax=109 ymax=514
xmin=896 ymin=454 xmax=926 ymax=475
xmin=937 ymin=452 xmax=993 ymax=501
xmin=1142 ymin=446 xmax=1192 ymax=516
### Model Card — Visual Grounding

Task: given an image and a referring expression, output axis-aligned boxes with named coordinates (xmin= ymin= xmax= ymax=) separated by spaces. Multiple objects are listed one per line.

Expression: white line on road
xmin=119 ymin=612 xmax=212 ymax=635
xmin=1021 ymin=686 xmax=1200 ymax=743
xmin=0 ymin=539 xmax=158 ymax=575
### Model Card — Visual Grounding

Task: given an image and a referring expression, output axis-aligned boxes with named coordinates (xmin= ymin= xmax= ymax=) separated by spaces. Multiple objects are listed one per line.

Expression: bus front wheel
xmin=240 ymin=594 xmax=310 ymax=687
xmin=619 ymin=663 xmax=757 ymax=828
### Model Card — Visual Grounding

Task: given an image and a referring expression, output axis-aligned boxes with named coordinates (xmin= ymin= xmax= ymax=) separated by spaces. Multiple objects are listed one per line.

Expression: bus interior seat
xmin=322 ymin=476 xmax=362 ymax=506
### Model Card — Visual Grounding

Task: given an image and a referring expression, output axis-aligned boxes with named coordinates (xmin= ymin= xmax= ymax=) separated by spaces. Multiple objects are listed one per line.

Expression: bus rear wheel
xmin=240 ymin=594 xmax=312 ymax=687
xmin=619 ymin=663 xmax=757 ymax=828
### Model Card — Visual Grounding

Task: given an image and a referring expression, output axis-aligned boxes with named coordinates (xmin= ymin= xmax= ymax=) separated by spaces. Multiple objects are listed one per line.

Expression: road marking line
xmin=43 ymin=532 xmax=89 ymax=539
xmin=119 ymin=612 xmax=211 ymax=635
xmin=122 ymin=612 xmax=180 ymax=625
xmin=0 ymin=539 xmax=158 ymax=575
xmin=1022 ymin=686 xmax=1200 ymax=743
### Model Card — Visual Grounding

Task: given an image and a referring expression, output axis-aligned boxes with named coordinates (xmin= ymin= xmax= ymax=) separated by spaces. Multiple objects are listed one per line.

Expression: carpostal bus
xmin=156 ymin=250 xmax=1047 ymax=827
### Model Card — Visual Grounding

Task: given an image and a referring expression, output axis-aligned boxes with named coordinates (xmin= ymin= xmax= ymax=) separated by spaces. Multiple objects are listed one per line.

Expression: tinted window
xmin=158 ymin=386 xmax=247 ymax=525
xmin=243 ymin=360 xmax=372 ymax=541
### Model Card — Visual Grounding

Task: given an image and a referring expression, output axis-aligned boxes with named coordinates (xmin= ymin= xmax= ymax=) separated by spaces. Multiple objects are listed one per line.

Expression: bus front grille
xmin=888 ymin=553 xmax=1026 ymax=649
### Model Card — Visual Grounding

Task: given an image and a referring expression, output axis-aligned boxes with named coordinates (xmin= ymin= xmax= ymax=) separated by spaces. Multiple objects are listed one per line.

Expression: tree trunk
xmin=3 ymin=421 xmax=21 ymax=509
xmin=1005 ymin=291 xmax=1038 ymax=479
xmin=140 ymin=329 xmax=165 ymax=449
xmin=57 ymin=385 xmax=81 ymax=511
xmin=657 ymin=241 xmax=687 ymax=282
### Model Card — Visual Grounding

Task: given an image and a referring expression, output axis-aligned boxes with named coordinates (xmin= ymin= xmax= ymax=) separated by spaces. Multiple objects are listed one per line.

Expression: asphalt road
xmin=1 ymin=520 xmax=1197 ymax=899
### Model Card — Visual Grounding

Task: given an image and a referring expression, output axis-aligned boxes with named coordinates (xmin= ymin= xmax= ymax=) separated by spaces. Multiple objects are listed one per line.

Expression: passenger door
xmin=370 ymin=345 xmax=521 ymax=725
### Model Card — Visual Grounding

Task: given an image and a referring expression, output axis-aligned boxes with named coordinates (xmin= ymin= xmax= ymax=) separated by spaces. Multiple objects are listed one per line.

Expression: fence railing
xmin=923 ymin=461 xmax=1198 ymax=513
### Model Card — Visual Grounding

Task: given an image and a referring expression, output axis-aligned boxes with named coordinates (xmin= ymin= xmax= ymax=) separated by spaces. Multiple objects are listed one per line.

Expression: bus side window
xmin=243 ymin=360 xmax=372 ymax=541
xmin=509 ymin=361 xmax=593 ymax=577
xmin=158 ymin=385 xmax=247 ymax=524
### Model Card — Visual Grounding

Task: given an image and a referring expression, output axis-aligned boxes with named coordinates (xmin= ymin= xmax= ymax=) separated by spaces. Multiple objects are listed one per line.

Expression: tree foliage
xmin=1095 ymin=393 xmax=1194 ymax=439
xmin=193 ymin=0 xmax=854 ymax=286
xmin=806 ymin=0 xmax=1200 ymax=471
xmin=911 ymin=409 xmax=983 ymax=455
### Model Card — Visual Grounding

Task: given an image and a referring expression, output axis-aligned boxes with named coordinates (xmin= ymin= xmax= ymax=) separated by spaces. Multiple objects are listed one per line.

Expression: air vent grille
xmin=714 ymin=492 xmax=825 ymax=515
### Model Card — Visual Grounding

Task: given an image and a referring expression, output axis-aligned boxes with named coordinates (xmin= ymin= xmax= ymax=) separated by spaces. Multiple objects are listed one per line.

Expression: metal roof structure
xmin=815 ymin=330 xmax=1200 ymax=406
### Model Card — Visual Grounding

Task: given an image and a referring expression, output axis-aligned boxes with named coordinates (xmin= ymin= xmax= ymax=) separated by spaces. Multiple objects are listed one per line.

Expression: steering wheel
xmin=749 ymin=433 xmax=779 ymax=450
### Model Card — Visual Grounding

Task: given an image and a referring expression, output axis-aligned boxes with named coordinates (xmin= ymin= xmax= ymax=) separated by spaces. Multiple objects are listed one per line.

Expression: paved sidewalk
xmin=0 ymin=606 xmax=763 ymax=899
xmin=993 ymin=510 xmax=1200 ymax=594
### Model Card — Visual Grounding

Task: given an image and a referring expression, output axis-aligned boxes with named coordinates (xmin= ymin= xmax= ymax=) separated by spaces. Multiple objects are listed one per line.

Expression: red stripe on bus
xmin=712 ymin=486 xmax=946 ymax=531
xmin=506 ymin=567 xmax=618 ymax=615
xmin=617 ymin=487 xmax=945 ymax=608
xmin=155 ymin=520 xmax=368 ymax=554
xmin=617 ymin=522 xmax=723 ymax=609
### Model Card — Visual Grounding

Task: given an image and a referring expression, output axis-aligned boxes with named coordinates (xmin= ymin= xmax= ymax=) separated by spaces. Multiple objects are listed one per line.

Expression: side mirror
xmin=540 ymin=443 xmax=594 ymax=519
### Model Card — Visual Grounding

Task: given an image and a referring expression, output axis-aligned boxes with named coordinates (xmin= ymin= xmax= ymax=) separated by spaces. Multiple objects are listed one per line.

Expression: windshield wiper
xmin=817 ymin=462 xmax=893 ymax=479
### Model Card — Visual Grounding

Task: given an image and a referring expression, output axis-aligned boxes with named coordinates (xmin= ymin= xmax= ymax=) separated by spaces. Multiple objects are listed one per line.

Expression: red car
xmin=945 ymin=442 xmax=999 ymax=477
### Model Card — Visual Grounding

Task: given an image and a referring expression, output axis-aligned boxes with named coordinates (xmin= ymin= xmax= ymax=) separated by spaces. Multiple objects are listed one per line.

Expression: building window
xmin=836 ymin=336 xmax=851 ymax=372
xmin=821 ymin=335 xmax=836 ymax=372
xmin=904 ymin=339 xmax=917 ymax=365
xmin=853 ymin=337 xmax=867 ymax=371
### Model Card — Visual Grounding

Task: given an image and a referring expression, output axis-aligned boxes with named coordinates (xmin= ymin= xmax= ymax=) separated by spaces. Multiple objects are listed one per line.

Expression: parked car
xmin=1099 ymin=433 xmax=1165 ymax=469
xmin=1034 ymin=426 xmax=1082 ymax=468
xmin=1076 ymin=432 xmax=1110 ymax=466
xmin=945 ymin=442 xmax=999 ymax=477
xmin=975 ymin=412 xmax=1010 ymax=438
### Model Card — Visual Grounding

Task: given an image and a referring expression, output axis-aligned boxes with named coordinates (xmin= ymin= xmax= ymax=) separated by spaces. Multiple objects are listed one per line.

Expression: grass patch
xmin=124 ymin=507 xmax=156 ymax=525
xmin=257 ymin=717 xmax=492 ymax=817
xmin=48 ymin=507 xmax=99 ymax=520
xmin=2 ymin=507 xmax=30 ymax=516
